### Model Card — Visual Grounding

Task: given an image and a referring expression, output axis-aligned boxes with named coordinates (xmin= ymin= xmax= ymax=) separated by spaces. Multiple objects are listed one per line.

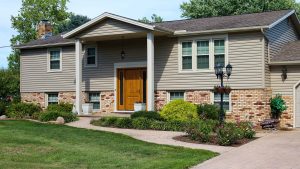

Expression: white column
xmin=75 ymin=39 xmax=82 ymax=114
xmin=147 ymin=32 xmax=154 ymax=111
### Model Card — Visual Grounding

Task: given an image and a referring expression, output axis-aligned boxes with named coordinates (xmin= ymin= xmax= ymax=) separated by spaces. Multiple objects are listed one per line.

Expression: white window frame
xmin=88 ymin=92 xmax=101 ymax=112
xmin=47 ymin=48 xmax=62 ymax=72
xmin=178 ymin=34 xmax=228 ymax=73
xmin=167 ymin=91 xmax=186 ymax=103
xmin=46 ymin=92 xmax=59 ymax=107
xmin=210 ymin=92 xmax=232 ymax=113
xmin=84 ymin=45 xmax=98 ymax=67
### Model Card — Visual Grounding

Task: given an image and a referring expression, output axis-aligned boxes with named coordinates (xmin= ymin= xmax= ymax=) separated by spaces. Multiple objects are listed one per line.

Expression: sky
xmin=0 ymin=0 xmax=187 ymax=69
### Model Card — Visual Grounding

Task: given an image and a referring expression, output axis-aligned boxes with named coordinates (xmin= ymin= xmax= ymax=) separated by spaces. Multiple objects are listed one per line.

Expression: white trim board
xmin=293 ymin=80 xmax=300 ymax=128
xmin=113 ymin=61 xmax=147 ymax=112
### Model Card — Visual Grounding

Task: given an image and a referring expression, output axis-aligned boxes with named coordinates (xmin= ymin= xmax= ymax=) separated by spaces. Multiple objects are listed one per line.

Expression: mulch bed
xmin=173 ymin=135 xmax=257 ymax=147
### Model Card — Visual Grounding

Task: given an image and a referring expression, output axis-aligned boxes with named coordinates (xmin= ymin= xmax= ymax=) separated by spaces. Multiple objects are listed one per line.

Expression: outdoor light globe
xmin=226 ymin=63 xmax=232 ymax=77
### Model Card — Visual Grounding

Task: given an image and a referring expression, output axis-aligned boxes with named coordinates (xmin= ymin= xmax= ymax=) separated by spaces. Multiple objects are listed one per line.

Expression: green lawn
xmin=0 ymin=120 xmax=217 ymax=169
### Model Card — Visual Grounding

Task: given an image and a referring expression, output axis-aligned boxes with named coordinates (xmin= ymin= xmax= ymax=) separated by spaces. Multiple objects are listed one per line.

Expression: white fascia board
xmin=268 ymin=10 xmax=295 ymax=29
xmin=63 ymin=12 xmax=154 ymax=39
xmin=174 ymin=26 xmax=267 ymax=36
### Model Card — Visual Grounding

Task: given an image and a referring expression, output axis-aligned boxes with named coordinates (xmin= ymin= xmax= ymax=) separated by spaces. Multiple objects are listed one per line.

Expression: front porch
xmin=62 ymin=13 xmax=171 ymax=114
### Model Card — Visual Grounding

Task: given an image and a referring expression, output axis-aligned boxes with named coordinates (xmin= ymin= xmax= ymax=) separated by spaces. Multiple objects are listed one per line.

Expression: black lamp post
xmin=214 ymin=63 xmax=232 ymax=123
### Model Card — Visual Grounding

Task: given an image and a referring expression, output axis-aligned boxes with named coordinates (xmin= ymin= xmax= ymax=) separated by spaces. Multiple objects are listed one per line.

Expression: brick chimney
xmin=37 ymin=20 xmax=52 ymax=39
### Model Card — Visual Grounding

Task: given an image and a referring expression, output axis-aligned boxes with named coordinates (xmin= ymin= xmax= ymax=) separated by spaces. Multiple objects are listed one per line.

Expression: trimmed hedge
xmin=6 ymin=103 xmax=42 ymax=119
xmin=46 ymin=103 xmax=73 ymax=112
xmin=91 ymin=117 xmax=191 ymax=131
xmin=39 ymin=111 xmax=77 ymax=123
xmin=131 ymin=111 xmax=163 ymax=121
xmin=160 ymin=100 xmax=198 ymax=121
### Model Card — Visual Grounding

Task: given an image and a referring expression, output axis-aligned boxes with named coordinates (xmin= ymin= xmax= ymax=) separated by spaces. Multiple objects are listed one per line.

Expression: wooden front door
xmin=117 ymin=68 xmax=147 ymax=111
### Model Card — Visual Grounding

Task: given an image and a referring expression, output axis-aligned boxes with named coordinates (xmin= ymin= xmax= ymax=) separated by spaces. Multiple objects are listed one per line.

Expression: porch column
xmin=147 ymin=32 xmax=154 ymax=111
xmin=75 ymin=39 xmax=82 ymax=114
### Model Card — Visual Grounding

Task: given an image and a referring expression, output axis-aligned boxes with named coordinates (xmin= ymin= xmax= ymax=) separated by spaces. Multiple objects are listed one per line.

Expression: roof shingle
xmin=271 ymin=41 xmax=300 ymax=62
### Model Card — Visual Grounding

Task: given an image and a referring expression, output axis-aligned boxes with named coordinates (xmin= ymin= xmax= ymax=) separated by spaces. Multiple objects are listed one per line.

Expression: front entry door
xmin=117 ymin=68 xmax=146 ymax=111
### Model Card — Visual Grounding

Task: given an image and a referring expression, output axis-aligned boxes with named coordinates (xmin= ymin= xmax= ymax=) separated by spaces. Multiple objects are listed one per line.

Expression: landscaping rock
xmin=56 ymin=117 xmax=65 ymax=124
xmin=0 ymin=115 xmax=7 ymax=120
xmin=260 ymin=119 xmax=280 ymax=129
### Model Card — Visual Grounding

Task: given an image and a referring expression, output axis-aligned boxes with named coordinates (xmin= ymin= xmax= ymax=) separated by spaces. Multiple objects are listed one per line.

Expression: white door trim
xmin=113 ymin=61 xmax=147 ymax=112
xmin=293 ymin=80 xmax=300 ymax=128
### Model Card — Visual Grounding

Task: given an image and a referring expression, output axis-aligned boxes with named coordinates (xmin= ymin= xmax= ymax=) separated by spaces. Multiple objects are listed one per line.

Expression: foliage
xmin=138 ymin=14 xmax=163 ymax=23
xmin=31 ymin=111 xmax=43 ymax=120
xmin=0 ymin=101 xmax=8 ymax=116
xmin=197 ymin=104 xmax=220 ymax=120
xmin=186 ymin=120 xmax=219 ymax=142
xmin=0 ymin=69 xmax=20 ymax=101
xmin=46 ymin=102 xmax=73 ymax=113
xmin=216 ymin=123 xmax=243 ymax=146
xmin=270 ymin=94 xmax=287 ymax=119
xmin=6 ymin=102 xmax=41 ymax=119
xmin=0 ymin=120 xmax=217 ymax=168
xmin=115 ymin=118 xmax=133 ymax=128
xmin=132 ymin=117 xmax=153 ymax=129
xmin=39 ymin=110 xmax=77 ymax=123
xmin=160 ymin=99 xmax=198 ymax=121
xmin=131 ymin=111 xmax=163 ymax=120
xmin=237 ymin=122 xmax=256 ymax=139
xmin=180 ymin=0 xmax=300 ymax=19
xmin=57 ymin=12 xmax=90 ymax=33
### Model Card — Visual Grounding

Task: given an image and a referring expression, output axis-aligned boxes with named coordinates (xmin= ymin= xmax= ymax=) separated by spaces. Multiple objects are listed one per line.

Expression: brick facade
xmin=21 ymin=89 xmax=295 ymax=127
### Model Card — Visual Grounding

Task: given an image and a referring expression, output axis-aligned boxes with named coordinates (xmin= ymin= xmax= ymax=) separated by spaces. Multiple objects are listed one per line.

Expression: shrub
xmin=131 ymin=111 xmax=163 ymax=120
xmin=186 ymin=120 xmax=218 ymax=142
xmin=115 ymin=118 xmax=133 ymax=128
xmin=6 ymin=102 xmax=42 ymax=119
xmin=132 ymin=117 xmax=153 ymax=129
xmin=270 ymin=94 xmax=287 ymax=119
xmin=216 ymin=123 xmax=243 ymax=146
xmin=39 ymin=111 xmax=77 ymax=123
xmin=0 ymin=101 xmax=7 ymax=116
xmin=237 ymin=121 xmax=256 ymax=139
xmin=197 ymin=104 xmax=220 ymax=120
xmin=160 ymin=99 xmax=198 ymax=121
xmin=32 ymin=111 xmax=43 ymax=120
xmin=93 ymin=117 xmax=119 ymax=127
xmin=46 ymin=102 xmax=73 ymax=113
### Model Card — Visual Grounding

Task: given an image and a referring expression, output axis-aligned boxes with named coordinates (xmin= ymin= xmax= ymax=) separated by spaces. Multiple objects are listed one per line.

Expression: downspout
xmin=261 ymin=28 xmax=270 ymax=63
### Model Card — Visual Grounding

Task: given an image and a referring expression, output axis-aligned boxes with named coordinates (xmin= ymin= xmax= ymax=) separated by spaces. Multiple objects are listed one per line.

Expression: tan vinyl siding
xmin=270 ymin=65 xmax=300 ymax=96
xmin=79 ymin=19 xmax=146 ymax=38
xmin=20 ymin=46 xmax=75 ymax=92
xmin=154 ymin=32 xmax=264 ymax=90
xmin=266 ymin=18 xmax=299 ymax=60
xmin=82 ymin=38 xmax=147 ymax=91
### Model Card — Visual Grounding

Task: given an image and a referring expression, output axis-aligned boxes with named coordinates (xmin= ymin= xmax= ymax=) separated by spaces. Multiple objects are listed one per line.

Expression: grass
xmin=0 ymin=120 xmax=217 ymax=169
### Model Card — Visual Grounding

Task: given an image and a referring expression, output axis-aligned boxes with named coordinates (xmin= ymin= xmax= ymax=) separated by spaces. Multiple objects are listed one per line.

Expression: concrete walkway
xmin=66 ymin=117 xmax=234 ymax=154
xmin=193 ymin=129 xmax=300 ymax=169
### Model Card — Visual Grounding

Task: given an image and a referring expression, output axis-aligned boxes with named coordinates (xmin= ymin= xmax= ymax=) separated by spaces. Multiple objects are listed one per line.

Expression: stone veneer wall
xmin=100 ymin=91 xmax=114 ymax=114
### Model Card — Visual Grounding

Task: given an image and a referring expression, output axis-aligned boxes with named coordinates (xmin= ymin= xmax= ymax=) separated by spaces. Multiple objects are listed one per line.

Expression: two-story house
xmin=16 ymin=10 xmax=300 ymax=127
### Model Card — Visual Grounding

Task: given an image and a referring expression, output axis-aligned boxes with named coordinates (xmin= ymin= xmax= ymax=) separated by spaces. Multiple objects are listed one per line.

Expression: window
xmin=169 ymin=91 xmax=185 ymax=101
xmin=85 ymin=45 xmax=97 ymax=67
xmin=89 ymin=93 xmax=100 ymax=110
xmin=179 ymin=36 xmax=227 ymax=72
xmin=48 ymin=49 xmax=61 ymax=71
xmin=182 ymin=42 xmax=192 ymax=70
xmin=214 ymin=40 xmax=225 ymax=66
xmin=197 ymin=40 xmax=209 ymax=69
xmin=48 ymin=93 xmax=58 ymax=105
xmin=213 ymin=93 xmax=230 ymax=111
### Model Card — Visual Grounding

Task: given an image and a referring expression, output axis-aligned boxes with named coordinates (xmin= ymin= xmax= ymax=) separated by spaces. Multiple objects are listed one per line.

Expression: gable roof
xmin=271 ymin=41 xmax=300 ymax=64
xmin=154 ymin=10 xmax=296 ymax=35
xmin=15 ymin=10 xmax=299 ymax=49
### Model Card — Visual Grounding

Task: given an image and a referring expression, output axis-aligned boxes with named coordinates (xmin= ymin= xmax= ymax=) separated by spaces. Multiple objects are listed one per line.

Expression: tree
xmin=138 ymin=14 xmax=163 ymax=24
xmin=0 ymin=69 xmax=20 ymax=101
xmin=57 ymin=13 xmax=91 ymax=33
xmin=180 ymin=0 xmax=300 ymax=19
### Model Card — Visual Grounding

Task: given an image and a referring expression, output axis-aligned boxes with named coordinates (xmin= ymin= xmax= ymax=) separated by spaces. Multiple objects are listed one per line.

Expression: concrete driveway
xmin=193 ymin=129 xmax=300 ymax=169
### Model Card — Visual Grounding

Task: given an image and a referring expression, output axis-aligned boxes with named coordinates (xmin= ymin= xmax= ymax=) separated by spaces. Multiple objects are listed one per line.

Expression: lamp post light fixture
xmin=214 ymin=63 xmax=232 ymax=123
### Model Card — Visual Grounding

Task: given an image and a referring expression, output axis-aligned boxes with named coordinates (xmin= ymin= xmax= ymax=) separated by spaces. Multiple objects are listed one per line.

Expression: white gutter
xmin=269 ymin=61 xmax=300 ymax=65
xmin=14 ymin=42 xmax=75 ymax=49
